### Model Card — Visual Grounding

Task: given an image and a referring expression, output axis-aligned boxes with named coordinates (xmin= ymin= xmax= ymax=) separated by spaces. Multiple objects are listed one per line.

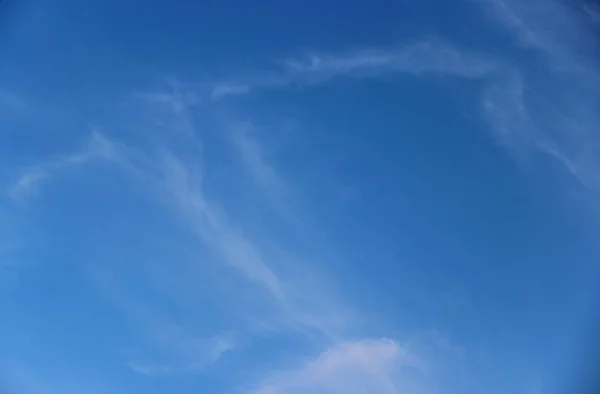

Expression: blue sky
xmin=2 ymin=0 xmax=600 ymax=393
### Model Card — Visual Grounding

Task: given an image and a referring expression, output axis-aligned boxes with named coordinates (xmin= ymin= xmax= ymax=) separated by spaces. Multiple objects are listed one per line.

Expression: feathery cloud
xmin=158 ymin=151 xmax=286 ymax=302
xmin=93 ymin=269 xmax=239 ymax=374
xmin=7 ymin=2 xmax=583 ymax=392
xmin=247 ymin=338 xmax=428 ymax=394
xmin=211 ymin=40 xmax=495 ymax=99
xmin=131 ymin=85 xmax=355 ymax=326
xmin=8 ymin=131 xmax=118 ymax=201
xmin=223 ymin=121 xmax=301 ymax=223
xmin=210 ymin=18 xmax=600 ymax=200
xmin=283 ymin=41 xmax=493 ymax=78
xmin=7 ymin=35 xmax=520 ymax=384
xmin=211 ymin=83 xmax=251 ymax=100
xmin=475 ymin=0 xmax=600 ymax=196
xmin=126 ymin=333 xmax=236 ymax=375
xmin=59 ymin=87 xmax=354 ymax=375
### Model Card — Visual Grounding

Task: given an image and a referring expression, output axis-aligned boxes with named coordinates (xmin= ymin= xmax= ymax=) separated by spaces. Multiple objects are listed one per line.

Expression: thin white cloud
xmin=127 ymin=362 xmax=173 ymax=375
xmin=228 ymin=123 xmax=283 ymax=195
xmin=205 ymin=334 xmax=236 ymax=364
xmin=209 ymin=15 xmax=600 ymax=201
xmin=209 ymin=0 xmax=600 ymax=208
xmin=473 ymin=0 xmax=539 ymax=47
xmin=8 ymin=131 xmax=118 ymax=201
xmin=130 ymin=83 xmax=202 ymax=143
xmin=7 ymin=42 xmax=505 ymax=383
xmin=284 ymin=41 xmax=493 ymax=78
xmin=247 ymin=338 xmax=428 ymax=394
xmin=126 ymin=333 xmax=236 ymax=374
xmin=481 ymin=69 xmax=534 ymax=150
xmin=475 ymin=0 xmax=600 ymax=196
xmin=156 ymin=147 xmax=353 ymax=340
xmin=211 ymin=40 xmax=496 ymax=99
xmin=224 ymin=122 xmax=300 ymax=223
xmin=131 ymin=91 xmax=200 ymax=111
xmin=94 ymin=272 xmax=238 ymax=374
xmin=211 ymin=83 xmax=251 ymax=100
xmin=46 ymin=88 xmax=353 ymax=378
xmin=476 ymin=0 xmax=600 ymax=79
xmin=125 ymin=88 xmax=358 ymax=339
xmin=159 ymin=151 xmax=286 ymax=302
xmin=151 ymin=326 xmax=236 ymax=371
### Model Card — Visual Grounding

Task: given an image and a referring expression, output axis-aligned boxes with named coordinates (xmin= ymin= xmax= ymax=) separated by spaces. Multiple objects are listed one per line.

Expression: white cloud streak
xmin=126 ymin=362 xmax=173 ymax=375
xmin=248 ymin=338 xmax=429 ymax=394
xmin=284 ymin=41 xmax=493 ymax=78
xmin=10 ymin=33 xmax=566 ymax=384
xmin=223 ymin=122 xmax=302 ymax=224
xmin=131 ymin=82 xmax=202 ymax=143
xmin=93 ymin=269 xmax=238 ymax=374
xmin=228 ymin=124 xmax=284 ymax=198
xmin=0 ymin=81 xmax=347 ymax=378
xmin=158 ymin=151 xmax=286 ymax=302
xmin=132 ymin=86 xmax=359 ymax=334
xmin=211 ymin=83 xmax=251 ymax=100
xmin=211 ymin=5 xmax=600 ymax=200
xmin=154 ymin=129 xmax=351 ymax=341
xmin=8 ymin=131 xmax=118 ymax=201
xmin=6 ymin=4 xmax=563 ymax=393
xmin=475 ymin=0 xmax=600 ymax=196
xmin=50 ymin=86 xmax=354 ymax=376
xmin=16 ymin=12 xmax=579 ymax=384
xmin=211 ymin=40 xmax=495 ymax=99
xmin=126 ymin=332 xmax=236 ymax=374
xmin=10 ymin=26 xmax=589 ymax=390
xmin=474 ymin=0 xmax=540 ymax=47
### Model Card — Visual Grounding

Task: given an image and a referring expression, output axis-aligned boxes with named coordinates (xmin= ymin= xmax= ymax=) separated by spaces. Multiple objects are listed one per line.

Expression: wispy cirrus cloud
xmin=223 ymin=121 xmax=301 ymax=224
xmin=158 ymin=151 xmax=287 ymax=302
xmin=0 ymin=36 xmax=529 ymax=384
xmin=228 ymin=123 xmax=286 ymax=199
xmin=126 ymin=362 xmax=173 ymax=376
xmin=211 ymin=83 xmax=251 ymax=100
xmin=128 ymin=87 xmax=350 ymax=332
xmin=482 ymin=68 xmax=600 ymax=195
xmin=211 ymin=11 xmax=600 ymax=201
xmin=130 ymin=84 xmax=201 ymax=142
xmin=211 ymin=40 xmax=495 ymax=99
xmin=481 ymin=69 xmax=533 ymax=149
xmin=8 ymin=131 xmax=118 ymax=201
xmin=475 ymin=0 xmax=600 ymax=86
xmin=93 ymin=265 xmax=239 ymax=374
xmin=126 ymin=89 xmax=471 ymax=387
xmin=9 ymin=2 xmax=584 ymax=393
xmin=282 ymin=41 xmax=493 ymax=78
xmin=155 ymin=117 xmax=355 ymax=342
xmin=473 ymin=0 xmax=540 ymax=47
xmin=247 ymin=338 xmax=431 ymax=394
xmin=13 ymin=7 xmax=581 ymax=387
xmin=126 ymin=331 xmax=236 ymax=375
xmin=475 ymin=0 xmax=600 ymax=196
xmin=27 ymin=86 xmax=354 ymax=376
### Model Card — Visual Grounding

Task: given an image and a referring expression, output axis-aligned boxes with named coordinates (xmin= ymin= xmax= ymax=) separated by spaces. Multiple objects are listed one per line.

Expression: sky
xmin=1 ymin=0 xmax=600 ymax=393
